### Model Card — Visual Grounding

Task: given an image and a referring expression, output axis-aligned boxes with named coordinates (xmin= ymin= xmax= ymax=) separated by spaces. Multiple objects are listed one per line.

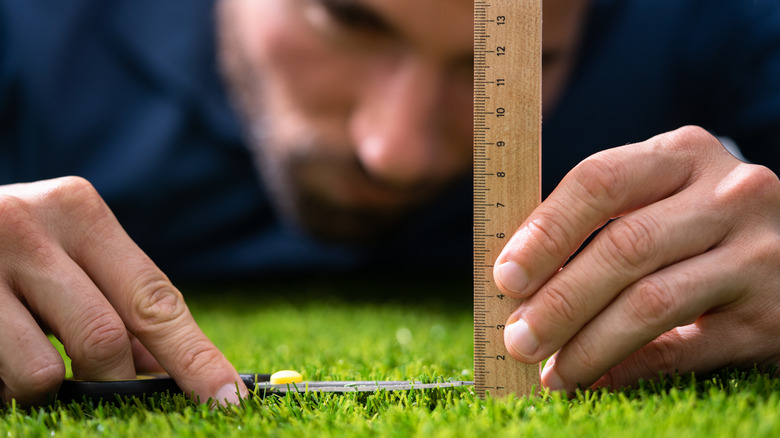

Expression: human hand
xmin=493 ymin=126 xmax=780 ymax=392
xmin=0 ymin=177 xmax=247 ymax=405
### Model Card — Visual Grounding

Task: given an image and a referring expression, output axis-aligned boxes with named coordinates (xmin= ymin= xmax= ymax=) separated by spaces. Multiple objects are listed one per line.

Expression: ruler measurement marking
xmin=473 ymin=0 xmax=541 ymax=398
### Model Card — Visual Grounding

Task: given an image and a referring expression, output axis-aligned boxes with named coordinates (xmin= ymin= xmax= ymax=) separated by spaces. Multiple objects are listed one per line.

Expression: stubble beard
xmin=225 ymin=59 xmax=419 ymax=243
xmin=248 ymin=119 xmax=426 ymax=243
xmin=218 ymin=30 xmax=425 ymax=244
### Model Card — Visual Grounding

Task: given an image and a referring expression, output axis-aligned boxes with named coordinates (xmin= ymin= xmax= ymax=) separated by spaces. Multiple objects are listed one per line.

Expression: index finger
xmin=51 ymin=179 xmax=247 ymax=405
xmin=492 ymin=126 xmax=724 ymax=299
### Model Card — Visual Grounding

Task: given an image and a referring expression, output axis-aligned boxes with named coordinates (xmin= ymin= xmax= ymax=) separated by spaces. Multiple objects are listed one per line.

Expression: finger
xmin=82 ymin=242 xmax=246 ymax=405
xmin=592 ymin=324 xmax=717 ymax=390
xmin=0 ymin=190 xmax=135 ymax=381
xmin=130 ymin=336 xmax=165 ymax=373
xmin=120 ymin=277 xmax=245 ymax=405
xmin=45 ymin=178 xmax=246 ymax=404
xmin=0 ymin=285 xmax=65 ymax=406
xmin=592 ymin=305 xmax=769 ymax=390
xmin=595 ymin=235 xmax=780 ymax=389
xmin=539 ymin=247 xmax=741 ymax=392
xmin=493 ymin=126 xmax=730 ymax=299
xmin=13 ymin=247 xmax=136 ymax=381
xmin=503 ymin=185 xmax=730 ymax=364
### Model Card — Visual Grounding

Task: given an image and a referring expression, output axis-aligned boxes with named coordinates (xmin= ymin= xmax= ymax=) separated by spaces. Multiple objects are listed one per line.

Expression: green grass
xmin=3 ymin=276 xmax=780 ymax=437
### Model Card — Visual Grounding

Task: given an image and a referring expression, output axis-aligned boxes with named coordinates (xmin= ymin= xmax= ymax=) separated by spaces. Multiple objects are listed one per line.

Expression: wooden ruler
xmin=473 ymin=0 xmax=542 ymax=398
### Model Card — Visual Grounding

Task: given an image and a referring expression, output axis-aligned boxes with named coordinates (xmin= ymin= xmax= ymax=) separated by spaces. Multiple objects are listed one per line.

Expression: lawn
xmin=2 ymin=275 xmax=780 ymax=437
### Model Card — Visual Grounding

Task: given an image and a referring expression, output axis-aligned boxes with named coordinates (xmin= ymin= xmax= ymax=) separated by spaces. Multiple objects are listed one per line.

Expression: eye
xmin=319 ymin=0 xmax=392 ymax=35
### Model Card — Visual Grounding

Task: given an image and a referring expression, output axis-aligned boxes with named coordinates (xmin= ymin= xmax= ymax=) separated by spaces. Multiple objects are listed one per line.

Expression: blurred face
xmin=542 ymin=0 xmax=591 ymax=108
xmin=217 ymin=0 xmax=589 ymax=242
xmin=218 ymin=0 xmax=474 ymax=242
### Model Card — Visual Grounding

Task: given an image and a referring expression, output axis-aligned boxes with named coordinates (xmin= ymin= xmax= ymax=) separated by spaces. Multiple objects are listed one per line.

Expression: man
xmin=1 ymin=0 xmax=473 ymax=406
xmin=1 ymin=0 xmax=779 ymax=406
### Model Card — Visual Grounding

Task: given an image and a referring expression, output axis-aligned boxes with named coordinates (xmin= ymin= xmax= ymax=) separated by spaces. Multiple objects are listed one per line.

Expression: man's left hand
xmin=493 ymin=126 xmax=780 ymax=391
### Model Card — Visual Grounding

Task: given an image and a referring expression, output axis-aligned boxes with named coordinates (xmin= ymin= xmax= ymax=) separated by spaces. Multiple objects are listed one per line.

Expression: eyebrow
xmin=312 ymin=0 xmax=474 ymax=66
xmin=316 ymin=0 xmax=397 ymax=36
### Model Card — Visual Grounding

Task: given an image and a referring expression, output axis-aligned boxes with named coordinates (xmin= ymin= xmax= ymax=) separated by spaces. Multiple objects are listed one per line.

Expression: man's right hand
xmin=0 ymin=176 xmax=247 ymax=406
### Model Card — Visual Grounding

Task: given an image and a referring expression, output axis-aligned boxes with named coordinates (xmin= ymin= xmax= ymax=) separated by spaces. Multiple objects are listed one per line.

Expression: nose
xmin=349 ymin=58 xmax=452 ymax=190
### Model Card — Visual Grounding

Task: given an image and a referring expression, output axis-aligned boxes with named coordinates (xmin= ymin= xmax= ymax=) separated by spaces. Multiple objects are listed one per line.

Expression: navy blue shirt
xmin=544 ymin=0 xmax=780 ymax=195
xmin=1 ymin=0 xmax=779 ymax=281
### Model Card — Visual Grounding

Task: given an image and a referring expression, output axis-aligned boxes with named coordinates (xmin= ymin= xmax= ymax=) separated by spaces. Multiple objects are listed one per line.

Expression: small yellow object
xmin=270 ymin=370 xmax=303 ymax=385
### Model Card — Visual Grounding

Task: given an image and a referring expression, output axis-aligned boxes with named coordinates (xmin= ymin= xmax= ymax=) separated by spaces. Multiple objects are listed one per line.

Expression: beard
xmin=246 ymin=122 xmax=424 ymax=244
xmin=217 ymin=12 xmax=445 ymax=244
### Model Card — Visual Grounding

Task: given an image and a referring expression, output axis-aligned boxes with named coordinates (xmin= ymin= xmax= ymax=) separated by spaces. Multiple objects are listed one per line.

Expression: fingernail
xmin=541 ymin=361 xmax=565 ymax=391
xmin=214 ymin=383 xmax=242 ymax=406
xmin=495 ymin=261 xmax=529 ymax=295
xmin=504 ymin=319 xmax=539 ymax=358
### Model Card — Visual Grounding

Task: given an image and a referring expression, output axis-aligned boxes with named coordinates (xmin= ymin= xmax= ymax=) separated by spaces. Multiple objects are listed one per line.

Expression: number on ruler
xmin=473 ymin=0 xmax=541 ymax=398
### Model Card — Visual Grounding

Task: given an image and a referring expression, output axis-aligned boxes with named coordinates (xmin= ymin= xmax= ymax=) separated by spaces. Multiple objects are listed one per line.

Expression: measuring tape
xmin=473 ymin=0 xmax=542 ymax=398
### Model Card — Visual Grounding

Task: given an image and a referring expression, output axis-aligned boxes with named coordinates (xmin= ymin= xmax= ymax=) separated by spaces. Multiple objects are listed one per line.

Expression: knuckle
xmin=626 ymin=278 xmax=676 ymax=331
xmin=0 ymin=193 xmax=28 ymax=220
xmin=670 ymin=125 xmax=712 ymax=146
xmin=601 ymin=217 xmax=658 ymax=270
xmin=50 ymin=176 xmax=99 ymax=200
xmin=710 ymin=163 xmax=780 ymax=212
xmin=0 ymin=195 xmax=57 ymax=269
xmin=45 ymin=176 xmax=108 ymax=220
xmin=0 ymin=194 xmax=33 ymax=235
xmin=128 ymin=277 xmax=188 ymax=336
xmin=539 ymin=282 xmax=580 ymax=324
xmin=17 ymin=356 xmax=66 ymax=397
xmin=653 ymin=126 xmax=713 ymax=174
xmin=567 ymin=336 xmax=601 ymax=373
xmin=526 ymin=213 xmax=573 ymax=260
xmin=70 ymin=310 xmax=130 ymax=368
xmin=640 ymin=338 xmax=683 ymax=374
xmin=738 ymin=164 xmax=780 ymax=202
xmin=660 ymin=126 xmax=715 ymax=156
xmin=175 ymin=339 xmax=225 ymax=378
xmin=571 ymin=152 xmax=629 ymax=209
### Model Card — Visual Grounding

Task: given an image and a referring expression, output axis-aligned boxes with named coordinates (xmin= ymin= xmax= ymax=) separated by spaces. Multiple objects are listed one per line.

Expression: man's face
xmin=217 ymin=0 xmax=589 ymax=242
xmin=218 ymin=0 xmax=474 ymax=242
